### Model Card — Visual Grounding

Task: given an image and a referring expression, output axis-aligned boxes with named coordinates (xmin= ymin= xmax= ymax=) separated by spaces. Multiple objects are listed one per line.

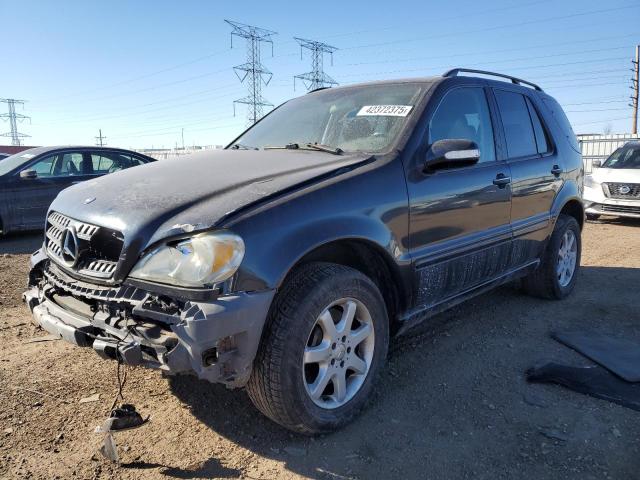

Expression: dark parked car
xmin=0 ymin=146 xmax=155 ymax=234
xmin=0 ymin=153 xmax=9 ymax=161
xmin=24 ymin=69 xmax=583 ymax=434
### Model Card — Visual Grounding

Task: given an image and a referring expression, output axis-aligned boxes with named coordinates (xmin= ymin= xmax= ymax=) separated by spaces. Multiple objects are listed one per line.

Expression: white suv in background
xmin=584 ymin=141 xmax=640 ymax=220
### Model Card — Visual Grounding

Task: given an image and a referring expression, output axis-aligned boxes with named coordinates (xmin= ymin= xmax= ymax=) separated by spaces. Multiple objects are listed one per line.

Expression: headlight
xmin=129 ymin=232 xmax=245 ymax=288
xmin=583 ymin=175 xmax=599 ymax=189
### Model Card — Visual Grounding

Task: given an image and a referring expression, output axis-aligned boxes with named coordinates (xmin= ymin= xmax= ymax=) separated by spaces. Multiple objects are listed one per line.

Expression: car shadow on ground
xmin=0 ymin=232 xmax=43 ymax=255
xmin=167 ymin=265 xmax=640 ymax=479
xmin=588 ymin=217 xmax=640 ymax=227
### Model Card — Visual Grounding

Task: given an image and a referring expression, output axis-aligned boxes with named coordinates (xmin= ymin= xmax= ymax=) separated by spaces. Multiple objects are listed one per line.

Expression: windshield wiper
xmin=304 ymin=143 xmax=343 ymax=155
xmin=230 ymin=143 xmax=258 ymax=150
xmin=264 ymin=142 xmax=343 ymax=155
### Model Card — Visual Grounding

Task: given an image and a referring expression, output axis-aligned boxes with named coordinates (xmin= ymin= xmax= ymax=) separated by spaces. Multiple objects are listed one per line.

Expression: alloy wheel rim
xmin=303 ymin=297 xmax=375 ymax=409
xmin=557 ymin=230 xmax=577 ymax=287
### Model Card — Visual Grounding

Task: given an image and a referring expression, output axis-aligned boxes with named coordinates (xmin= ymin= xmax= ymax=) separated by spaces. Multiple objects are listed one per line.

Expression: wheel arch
xmin=551 ymin=180 xmax=585 ymax=230
xmin=276 ymin=238 xmax=409 ymax=333
xmin=559 ymin=199 xmax=585 ymax=230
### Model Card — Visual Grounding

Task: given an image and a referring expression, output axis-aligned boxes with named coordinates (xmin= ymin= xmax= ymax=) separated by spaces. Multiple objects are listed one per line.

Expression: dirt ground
xmin=0 ymin=219 xmax=639 ymax=480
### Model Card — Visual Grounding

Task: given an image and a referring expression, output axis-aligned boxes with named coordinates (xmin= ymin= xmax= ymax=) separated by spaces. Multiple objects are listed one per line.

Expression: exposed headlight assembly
xmin=129 ymin=232 xmax=245 ymax=288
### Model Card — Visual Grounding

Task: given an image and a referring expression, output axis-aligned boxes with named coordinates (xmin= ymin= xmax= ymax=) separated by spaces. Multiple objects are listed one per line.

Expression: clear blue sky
xmin=1 ymin=0 xmax=638 ymax=149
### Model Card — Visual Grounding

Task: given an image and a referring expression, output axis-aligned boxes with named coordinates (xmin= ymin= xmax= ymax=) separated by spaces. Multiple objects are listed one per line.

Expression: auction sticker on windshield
xmin=357 ymin=105 xmax=413 ymax=117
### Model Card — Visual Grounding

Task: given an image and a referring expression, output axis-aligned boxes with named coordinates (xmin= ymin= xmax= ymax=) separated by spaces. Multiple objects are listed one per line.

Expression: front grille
xmin=45 ymin=211 xmax=124 ymax=280
xmin=603 ymin=183 xmax=640 ymax=199
xmin=599 ymin=204 xmax=640 ymax=215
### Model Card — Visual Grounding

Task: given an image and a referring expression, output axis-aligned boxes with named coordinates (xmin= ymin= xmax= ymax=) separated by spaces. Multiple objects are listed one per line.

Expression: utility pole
xmin=294 ymin=37 xmax=338 ymax=91
xmin=0 ymin=98 xmax=30 ymax=146
xmin=95 ymin=129 xmax=107 ymax=147
xmin=225 ymin=19 xmax=277 ymax=126
xmin=631 ymin=44 xmax=639 ymax=135
xmin=181 ymin=128 xmax=185 ymax=150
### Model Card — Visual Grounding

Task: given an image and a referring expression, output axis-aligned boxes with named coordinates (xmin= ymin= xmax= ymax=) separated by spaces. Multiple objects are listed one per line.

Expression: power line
xmin=573 ymin=116 xmax=634 ymax=126
xmin=0 ymin=99 xmax=30 ymax=146
xmin=343 ymin=43 xmax=632 ymax=68
xmin=35 ymin=85 xmax=241 ymax=126
xmin=340 ymin=4 xmax=638 ymax=52
xmin=225 ymin=19 xmax=277 ymax=126
xmin=294 ymin=37 xmax=338 ymax=91
xmin=36 ymin=48 xmax=234 ymax=105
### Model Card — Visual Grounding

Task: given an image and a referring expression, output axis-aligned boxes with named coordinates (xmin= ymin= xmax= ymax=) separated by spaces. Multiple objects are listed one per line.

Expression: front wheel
xmin=522 ymin=214 xmax=581 ymax=299
xmin=246 ymin=262 xmax=389 ymax=434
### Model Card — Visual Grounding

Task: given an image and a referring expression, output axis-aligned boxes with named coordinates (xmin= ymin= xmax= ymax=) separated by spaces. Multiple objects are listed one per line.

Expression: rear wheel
xmin=522 ymin=213 xmax=581 ymax=299
xmin=246 ymin=262 xmax=389 ymax=434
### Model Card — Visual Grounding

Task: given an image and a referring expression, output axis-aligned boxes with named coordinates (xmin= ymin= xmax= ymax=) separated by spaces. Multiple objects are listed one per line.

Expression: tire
xmin=246 ymin=262 xmax=389 ymax=434
xmin=586 ymin=213 xmax=600 ymax=221
xmin=522 ymin=213 xmax=581 ymax=300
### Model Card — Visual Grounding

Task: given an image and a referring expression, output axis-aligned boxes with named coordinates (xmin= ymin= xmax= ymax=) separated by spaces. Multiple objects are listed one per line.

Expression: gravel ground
xmin=0 ymin=219 xmax=639 ymax=479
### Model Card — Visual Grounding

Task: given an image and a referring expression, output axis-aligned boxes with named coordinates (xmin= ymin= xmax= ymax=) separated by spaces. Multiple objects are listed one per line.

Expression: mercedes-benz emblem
xmin=61 ymin=227 xmax=80 ymax=267
xmin=619 ymin=185 xmax=631 ymax=195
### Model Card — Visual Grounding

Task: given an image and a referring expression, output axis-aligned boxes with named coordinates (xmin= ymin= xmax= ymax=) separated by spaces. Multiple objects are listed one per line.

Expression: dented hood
xmin=49 ymin=148 xmax=371 ymax=251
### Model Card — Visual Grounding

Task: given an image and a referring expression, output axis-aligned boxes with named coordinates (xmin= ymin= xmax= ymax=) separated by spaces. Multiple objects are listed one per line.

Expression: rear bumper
xmin=24 ymin=251 xmax=275 ymax=387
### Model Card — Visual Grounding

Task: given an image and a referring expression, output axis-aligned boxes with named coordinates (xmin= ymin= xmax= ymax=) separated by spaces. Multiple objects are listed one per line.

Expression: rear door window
xmin=91 ymin=153 xmax=116 ymax=174
xmin=525 ymin=97 xmax=550 ymax=154
xmin=91 ymin=152 xmax=145 ymax=174
xmin=494 ymin=90 xmax=537 ymax=159
xmin=57 ymin=152 xmax=85 ymax=176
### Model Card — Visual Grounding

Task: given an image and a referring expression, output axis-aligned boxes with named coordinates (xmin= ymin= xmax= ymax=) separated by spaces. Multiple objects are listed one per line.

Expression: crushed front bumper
xmin=24 ymin=250 xmax=275 ymax=388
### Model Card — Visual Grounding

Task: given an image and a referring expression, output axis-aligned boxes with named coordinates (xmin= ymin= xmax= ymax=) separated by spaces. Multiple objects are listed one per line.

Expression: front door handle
xmin=493 ymin=173 xmax=511 ymax=188
xmin=551 ymin=165 xmax=563 ymax=176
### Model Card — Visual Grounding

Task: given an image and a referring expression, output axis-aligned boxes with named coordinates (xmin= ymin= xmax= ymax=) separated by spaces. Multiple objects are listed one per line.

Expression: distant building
xmin=0 ymin=145 xmax=38 ymax=155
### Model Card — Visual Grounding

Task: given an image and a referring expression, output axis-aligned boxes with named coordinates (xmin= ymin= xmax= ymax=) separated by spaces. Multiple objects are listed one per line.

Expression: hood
xmin=49 ymin=148 xmax=371 ymax=251
xmin=590 ymin=167 xmax=640 ymax=183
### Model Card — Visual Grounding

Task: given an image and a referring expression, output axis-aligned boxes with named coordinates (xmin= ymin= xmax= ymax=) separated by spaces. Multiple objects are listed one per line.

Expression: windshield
xmin=0 ymin=150 xmax=37 ymax=176
xmin=230 ymin=83 xmax=426 ymax=153
xmin=602 ymin=144 xmax=640 ymax=169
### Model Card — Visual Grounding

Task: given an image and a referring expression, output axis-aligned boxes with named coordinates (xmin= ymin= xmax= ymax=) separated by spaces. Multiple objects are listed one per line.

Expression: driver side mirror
xmin=424 ymin=139 xmax=480 ymax=172
xmin=592 ymin=160 xmax=602 ymax=169
xmin=20 ymin=169 xmax=38 ymax=180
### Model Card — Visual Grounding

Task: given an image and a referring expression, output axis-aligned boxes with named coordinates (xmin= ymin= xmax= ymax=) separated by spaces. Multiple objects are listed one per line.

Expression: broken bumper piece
xmin=25 ymin=256 xmax=275 ymax=388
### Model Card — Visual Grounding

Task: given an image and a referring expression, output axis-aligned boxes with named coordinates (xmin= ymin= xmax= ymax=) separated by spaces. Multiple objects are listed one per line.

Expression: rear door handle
xmin=493 ymin=173 xmax=511 ymax=187
xmin=551 ymin=165 xmax=563 ymax=176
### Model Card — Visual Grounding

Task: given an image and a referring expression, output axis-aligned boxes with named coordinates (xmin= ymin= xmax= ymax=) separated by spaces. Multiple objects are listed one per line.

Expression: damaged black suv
xmin=25 ymin=69 xmax=584 ymax=434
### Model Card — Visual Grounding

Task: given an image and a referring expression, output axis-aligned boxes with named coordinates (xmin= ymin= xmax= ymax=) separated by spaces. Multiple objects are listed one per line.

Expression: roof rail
xmin=443 ymin=68 xmax=542 ymax=91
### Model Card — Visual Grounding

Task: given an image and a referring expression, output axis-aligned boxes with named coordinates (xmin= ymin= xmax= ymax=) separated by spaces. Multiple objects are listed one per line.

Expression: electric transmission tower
xmin=95 ymin=129 xmax=107 ymax=146
xmin=225 ymin=19 xmax=277 ymax=126
xmin=0 ymin=98 xmax=30 ymax=146
xmin=294 ymin=37 xmax=338 ymax=91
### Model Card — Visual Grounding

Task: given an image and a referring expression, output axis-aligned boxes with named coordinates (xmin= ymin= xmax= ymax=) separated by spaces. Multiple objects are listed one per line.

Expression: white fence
xmin=135 ymin=146 xmax=224 ymax=160
xmin=578 ymin=134 xmax=639 ymax=173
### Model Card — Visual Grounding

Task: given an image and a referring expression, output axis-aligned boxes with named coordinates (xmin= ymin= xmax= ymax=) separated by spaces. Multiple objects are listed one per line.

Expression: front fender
xmin=226 ymin=159 xmax=411 ymax=293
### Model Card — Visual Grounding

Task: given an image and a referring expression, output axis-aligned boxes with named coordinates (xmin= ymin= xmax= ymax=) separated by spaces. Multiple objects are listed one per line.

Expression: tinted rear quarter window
xmin=540 ymin=95 xmax=580 ymax=152
xmin=494 ymin=90 xmax=537 ymax=158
